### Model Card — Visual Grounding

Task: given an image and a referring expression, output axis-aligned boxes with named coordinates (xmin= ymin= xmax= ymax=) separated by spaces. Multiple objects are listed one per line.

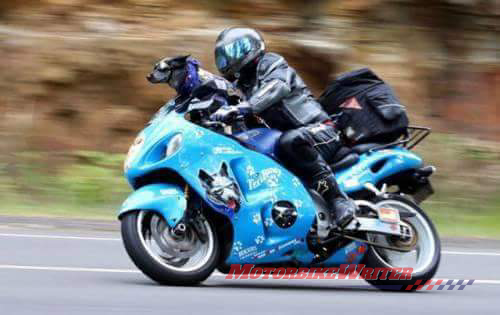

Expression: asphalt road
xmin=0 ymin=216 xmax=499 ymax=315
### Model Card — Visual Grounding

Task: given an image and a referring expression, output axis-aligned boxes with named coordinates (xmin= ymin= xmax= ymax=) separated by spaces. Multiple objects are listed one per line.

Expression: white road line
xmin=1 ymin=233 xmax=500 ymax=257
xmin=0 ymin=265 xmax=225 ymax=275
xmin=0 ymin=233 xmax=120 ymax=241
xmin=0 ymin=264 xmax=139 ymax=273
xmin=0 ymin=265 xmax=500 ymax=285
xmin=442 ymin=251 xmax=500 ymax=257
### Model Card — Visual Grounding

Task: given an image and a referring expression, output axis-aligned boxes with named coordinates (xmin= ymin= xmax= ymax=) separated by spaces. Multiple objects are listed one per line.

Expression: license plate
xmin=378 ymin=207 xmax=400 ymax=223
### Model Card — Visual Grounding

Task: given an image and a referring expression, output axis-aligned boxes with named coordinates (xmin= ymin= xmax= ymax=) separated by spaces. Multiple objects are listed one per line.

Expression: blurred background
xmin=0 ymin=0 xmax=498 ymax=237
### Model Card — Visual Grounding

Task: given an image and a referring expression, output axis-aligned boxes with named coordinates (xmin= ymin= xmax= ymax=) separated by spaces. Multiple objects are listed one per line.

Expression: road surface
xmin=0 ymin=216 xmax=498 ymax=315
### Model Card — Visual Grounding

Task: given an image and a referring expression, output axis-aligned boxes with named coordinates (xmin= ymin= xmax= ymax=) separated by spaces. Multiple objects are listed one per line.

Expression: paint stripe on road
xmin=0 ymin=265 xmax=234 ymax=277
xmin=0 ymin=233 xmax=120 ymax=241
xmin=0 ymin=264 xmax=139 ymax=273
xmin=1 ymin=233 xmax=500 ymax=257
xmin=442 ymin=251 xmax=500 ymax=257
xmin=1 ymin=264 xmax=500 ymax=285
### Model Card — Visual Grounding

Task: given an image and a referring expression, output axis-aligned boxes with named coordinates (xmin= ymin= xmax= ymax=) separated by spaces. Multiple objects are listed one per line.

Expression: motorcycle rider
xmin=211 ymin=27 xmax=356 ymax=229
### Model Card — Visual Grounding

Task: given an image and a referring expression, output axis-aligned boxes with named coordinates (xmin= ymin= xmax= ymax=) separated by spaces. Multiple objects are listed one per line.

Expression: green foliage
xmin=462 ymin=146 xmax=498 ymax=162
xmin=425 ymin=190 xmax=500 ymax=238
xmin=73 ymin=150 xmax=126 ymax=168
xmin=57 ymin=163 xmax=128 ymax=205
xmin=0 ymin=151 xmax=129 ymax=211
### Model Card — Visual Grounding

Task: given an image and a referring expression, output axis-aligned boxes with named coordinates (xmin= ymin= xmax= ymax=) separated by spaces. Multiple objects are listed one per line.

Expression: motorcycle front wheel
xmin=121 ymin=210 xmax=219 ymax=285
xmin=361 ymin=195 xmax=441 ymax=291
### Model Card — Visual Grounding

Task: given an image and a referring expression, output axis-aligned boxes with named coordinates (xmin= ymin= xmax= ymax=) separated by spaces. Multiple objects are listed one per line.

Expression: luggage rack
xmin=368 ymin=126 xmax=431 ymax=152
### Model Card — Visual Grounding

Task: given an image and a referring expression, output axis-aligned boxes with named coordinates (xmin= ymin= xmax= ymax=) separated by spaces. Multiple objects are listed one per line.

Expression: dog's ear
xmin=168 ymin=55 xmax=190 ymax=68
xmin=219 ymin=162 xmax=229 ymax=177
xmin=198 ymin=169 xmax=214 ymax=187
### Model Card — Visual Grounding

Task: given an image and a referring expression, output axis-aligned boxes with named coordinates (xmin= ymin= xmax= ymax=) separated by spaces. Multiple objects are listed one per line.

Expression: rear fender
xmin=337 ymin=149 xmax=423 ymax=193
xmin=118 ymin=183 xmax=186 ymax=227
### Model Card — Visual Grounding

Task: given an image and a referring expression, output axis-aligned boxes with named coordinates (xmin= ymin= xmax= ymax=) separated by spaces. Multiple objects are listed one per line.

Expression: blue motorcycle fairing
xmin=124 ymin=111 xmax=317 ymax=265
xmin=336 ymin=148 xmax=423 ymax=194
xmin=118 ymin=183 xmax=186 ymax=227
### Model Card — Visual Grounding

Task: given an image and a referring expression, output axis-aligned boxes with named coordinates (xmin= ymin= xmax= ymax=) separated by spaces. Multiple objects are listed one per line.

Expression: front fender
xmin=118 ymin=183 xmax=186 ymax=227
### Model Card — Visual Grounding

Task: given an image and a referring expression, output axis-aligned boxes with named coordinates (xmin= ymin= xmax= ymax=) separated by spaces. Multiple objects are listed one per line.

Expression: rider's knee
xmin=279 ymin=129 xmax=307 ymax=153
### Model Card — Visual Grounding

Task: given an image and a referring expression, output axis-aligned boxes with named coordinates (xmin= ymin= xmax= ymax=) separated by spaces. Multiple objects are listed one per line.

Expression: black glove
xmin=210 ymin=102 xmax=252 ymax=122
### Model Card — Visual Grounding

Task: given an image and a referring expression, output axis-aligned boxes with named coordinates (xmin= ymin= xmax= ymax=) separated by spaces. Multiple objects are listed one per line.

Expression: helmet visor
xmin=215 ymin=37 xmax=252 ymax=73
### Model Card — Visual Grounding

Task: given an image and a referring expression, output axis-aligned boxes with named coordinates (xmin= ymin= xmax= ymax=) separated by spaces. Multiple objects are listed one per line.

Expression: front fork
xmin=180 ymin=185 xmax=209 ymax=243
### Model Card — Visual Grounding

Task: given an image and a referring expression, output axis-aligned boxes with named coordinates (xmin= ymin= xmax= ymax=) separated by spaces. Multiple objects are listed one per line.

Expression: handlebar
xmin=201 ymin=114 xmax=246 ymax=133
xmin=201 ymin=120 xmax=226 ymax=128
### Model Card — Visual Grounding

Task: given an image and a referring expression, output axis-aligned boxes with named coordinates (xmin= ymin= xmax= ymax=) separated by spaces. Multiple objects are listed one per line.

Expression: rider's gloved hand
xmin=210 ymin=102 xmax=252 ymax=122
xmin=235 ymin=101 xmax=252 ymax=116
xmin=211 ymin=106 xmax=238 ymax=122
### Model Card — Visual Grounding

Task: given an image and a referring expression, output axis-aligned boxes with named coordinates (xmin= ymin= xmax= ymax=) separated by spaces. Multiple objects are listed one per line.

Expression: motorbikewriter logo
xmin=225 ymin=264 xmax=412 ymax=281
xmin=225 ymin=264 xmax=475 ymax=291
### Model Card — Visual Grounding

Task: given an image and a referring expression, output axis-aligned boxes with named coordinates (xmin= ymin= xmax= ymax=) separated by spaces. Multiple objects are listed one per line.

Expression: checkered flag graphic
xmin=405 ymin=279 xmax=475 ymax=291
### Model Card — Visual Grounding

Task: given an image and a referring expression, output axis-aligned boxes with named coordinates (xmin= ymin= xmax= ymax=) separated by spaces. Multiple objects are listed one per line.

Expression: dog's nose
xmin=146 ymin=74 xmax=154 ymax=82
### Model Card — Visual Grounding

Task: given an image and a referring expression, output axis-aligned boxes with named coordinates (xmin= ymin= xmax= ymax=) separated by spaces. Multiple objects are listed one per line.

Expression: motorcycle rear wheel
xmin=361 ymin=195 xmax=441 ymax=291
xmin=121 ymin=210 xmax=219 ymax=286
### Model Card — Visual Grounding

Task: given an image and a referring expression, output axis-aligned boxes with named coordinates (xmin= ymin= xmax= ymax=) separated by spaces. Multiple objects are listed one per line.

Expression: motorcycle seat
xmin=331 ymin=146 xmax=352 ymax=162
xmin=330 ymin=152 xmax=360 ymax=172
xmin=328 ymin=143 xmax=382 ymax=171
xmin=351 ymin=142 xmax=383 ymax=154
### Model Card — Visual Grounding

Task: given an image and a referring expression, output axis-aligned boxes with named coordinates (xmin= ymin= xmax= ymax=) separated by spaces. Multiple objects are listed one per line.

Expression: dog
xmin=146 ymin=55 xmax=191 ymax=91
xmin=198 ymin=162 xmax=241 ymax=214
xmin=147 ymin=55 xmax=241 ymax=101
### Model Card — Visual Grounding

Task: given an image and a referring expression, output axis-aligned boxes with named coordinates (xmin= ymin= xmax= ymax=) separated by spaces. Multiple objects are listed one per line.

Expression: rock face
xmin=0 ymin=0 xmax=498 ymax=154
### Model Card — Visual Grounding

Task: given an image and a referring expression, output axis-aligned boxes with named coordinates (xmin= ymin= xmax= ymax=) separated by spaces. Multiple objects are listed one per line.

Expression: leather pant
xmin=277 ymin=122 xmax=342 ymax=188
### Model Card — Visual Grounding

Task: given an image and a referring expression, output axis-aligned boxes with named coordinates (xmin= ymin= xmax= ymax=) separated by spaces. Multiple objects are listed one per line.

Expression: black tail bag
xmin=318 ymin=68 xmax=409 ymax=144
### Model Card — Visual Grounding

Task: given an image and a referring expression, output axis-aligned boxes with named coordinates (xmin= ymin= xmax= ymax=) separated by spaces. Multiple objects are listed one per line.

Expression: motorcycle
xmin=119 ymin=92 xmax=440 ymax=290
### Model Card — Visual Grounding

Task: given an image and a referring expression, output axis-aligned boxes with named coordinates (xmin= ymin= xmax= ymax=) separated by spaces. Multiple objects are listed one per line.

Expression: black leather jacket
xmin=237 ymin=52 xmax=328 ymax=131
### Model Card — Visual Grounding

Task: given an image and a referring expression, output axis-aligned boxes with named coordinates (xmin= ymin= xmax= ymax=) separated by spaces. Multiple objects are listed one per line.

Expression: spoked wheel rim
xmin=136 ymin=211 xmax=215 ymax=272
xmin=367 ymin=200 xmax=436 ymax=274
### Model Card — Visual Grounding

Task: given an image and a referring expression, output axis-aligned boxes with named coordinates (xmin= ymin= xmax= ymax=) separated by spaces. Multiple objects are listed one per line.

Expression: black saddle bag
xmin=318 ymin=68 xmax=409 ymax=144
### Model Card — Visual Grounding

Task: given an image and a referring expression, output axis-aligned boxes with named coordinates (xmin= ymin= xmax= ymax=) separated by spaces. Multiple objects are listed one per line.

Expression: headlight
xmin=165 ymin=133 xmax=183 ymax=158
xmin=124 ymin=134 xmax=144 ymax=170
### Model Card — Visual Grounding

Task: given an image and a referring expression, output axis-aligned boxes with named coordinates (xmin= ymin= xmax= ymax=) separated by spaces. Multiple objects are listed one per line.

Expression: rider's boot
xmin=313 ymin=174 xmax=356 ymax=229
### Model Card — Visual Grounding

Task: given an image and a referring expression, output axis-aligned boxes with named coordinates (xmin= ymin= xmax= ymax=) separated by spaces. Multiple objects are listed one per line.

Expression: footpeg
xmin=316 ymin=209 xmax=331 ymax=239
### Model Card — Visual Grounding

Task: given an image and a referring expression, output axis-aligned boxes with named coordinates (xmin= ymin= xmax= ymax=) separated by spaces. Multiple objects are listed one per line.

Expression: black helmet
xmin=214 ymin=27 xmax=265 ymax=80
